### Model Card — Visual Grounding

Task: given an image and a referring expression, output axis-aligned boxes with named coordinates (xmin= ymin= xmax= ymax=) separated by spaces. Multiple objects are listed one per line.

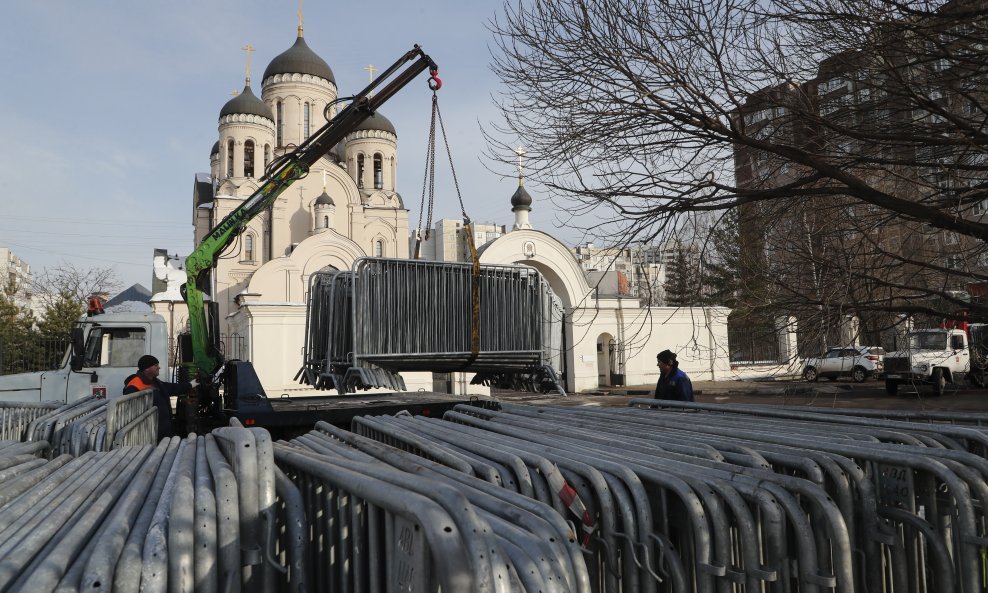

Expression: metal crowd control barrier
xmin=0 ymin=423 xmax=307 ymax=593
xmin=622 ymin=398 xmax=988 ymax=593
xmin=297 ymin=257 xmax=566 ymax=395
xmin=275 ymin=421 xmax=591 ymax=593
xmin=359 ymin=399 xmax=988 ymax=593
xmin=0 ymin=402 xmax=60 ymax=441
xmin=20 ymin=392 xmax=158 ymax=456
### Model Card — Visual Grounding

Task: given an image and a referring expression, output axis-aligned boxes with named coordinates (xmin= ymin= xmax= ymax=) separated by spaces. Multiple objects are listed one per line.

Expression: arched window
xmin=226 ymin=139 xmax=234 ymax=178
xmin=244 ymin=234 xmax=254 ymax=262
xmin=243 ymin=140 xmax=255 ymax=178
xmin=356 ymin=154 xmax=365 ymax=188
xmin=373 ymin=153 xmax=383 ymax=189
xmin=264 ymin=144 xmax=271 ymax=170
xmin=374 ymin=240 xmax=384 ymax=257
xmin=323 ymin=215 xmax=329 ymax=228
xmin=276 ymin=101 xmax=284 ymax=146
xmin=303 ymin=103 xmax=311 ymax=140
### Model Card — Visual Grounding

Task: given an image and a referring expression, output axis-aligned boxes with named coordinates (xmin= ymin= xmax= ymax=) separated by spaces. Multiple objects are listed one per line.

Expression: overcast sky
xmin=0 ymin=0 xmax=573 ymax=293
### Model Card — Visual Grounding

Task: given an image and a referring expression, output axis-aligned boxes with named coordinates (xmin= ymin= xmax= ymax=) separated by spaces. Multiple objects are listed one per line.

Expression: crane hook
xmin=428 ymin=69 xmax=442 ymax=91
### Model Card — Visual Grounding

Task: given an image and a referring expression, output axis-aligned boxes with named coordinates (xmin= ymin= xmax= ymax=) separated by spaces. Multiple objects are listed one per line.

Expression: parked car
xmin=802 ymin=346 xmax=885 ymax=382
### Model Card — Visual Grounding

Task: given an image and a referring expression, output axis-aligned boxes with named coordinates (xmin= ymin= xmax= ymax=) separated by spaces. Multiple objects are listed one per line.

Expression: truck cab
xmin=883 ymin=328 xmax=970 ymax=396
xmin=0 ymin=311 xmax=170 ymax=403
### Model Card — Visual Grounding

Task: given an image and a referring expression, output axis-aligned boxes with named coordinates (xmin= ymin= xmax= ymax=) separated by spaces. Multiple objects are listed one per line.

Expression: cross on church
xmin=364 ymin=64 xmax=378 ymax=96
xmin=241 ymin=43 xmax=255 ymax=85
xmin=514 ymin=146 xmax=527 ymax=185
xmin=298 ymin=0 xmax=304 ymax=36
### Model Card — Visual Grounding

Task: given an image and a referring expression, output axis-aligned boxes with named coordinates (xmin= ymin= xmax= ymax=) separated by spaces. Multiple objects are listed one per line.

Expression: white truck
xmin=883 ymin=328 xmax=971 ymax=396
xmin=0 ymin=311 xmax=171 ymax=403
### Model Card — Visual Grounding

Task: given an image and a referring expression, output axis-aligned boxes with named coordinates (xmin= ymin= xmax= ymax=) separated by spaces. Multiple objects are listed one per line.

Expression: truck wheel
xmin=803 ymin=367 xmax=818 ymax=382
xmin=885 ymin=380 xmax=898 ymax=396
xmin=932 ymin=368 xmax=946 ymax=397
xmin=851 ymin=366 xmax=867 ymax=383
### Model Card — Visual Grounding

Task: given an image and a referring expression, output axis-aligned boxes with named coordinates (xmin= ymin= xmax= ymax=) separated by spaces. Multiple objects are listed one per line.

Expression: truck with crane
xmin=0 ymin=46 xmax=512 ymax=436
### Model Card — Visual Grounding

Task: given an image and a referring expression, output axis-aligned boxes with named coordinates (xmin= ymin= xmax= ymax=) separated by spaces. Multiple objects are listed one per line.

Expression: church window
xmin=323 ymin=216 xmax=329 ymax=228
xmin=356 ymin=154 xmax=365 ymax=188
xmin=264 ymin=144 xmax=271 ymax=170
xmin=226 ymin=139 xmax=234 ymax=177
xmin=244 ymin=234 xmax=255 ymax=262
xmin=374 ymin=240 xmax=384 ymax=257
xmin=244 ymin=140 xmax=255 ymax=178
xmin=276 ymin=101 xmax=284 ymax=146
xmin=373 ymin=154 xmax=383 ymax=189
xmin=303 ymin=103 xmax=311 ymax=140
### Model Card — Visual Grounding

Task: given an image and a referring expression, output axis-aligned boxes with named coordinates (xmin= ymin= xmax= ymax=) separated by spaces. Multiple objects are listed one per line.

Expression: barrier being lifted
xmin=297 ymin=257 xmax=566 ymax=395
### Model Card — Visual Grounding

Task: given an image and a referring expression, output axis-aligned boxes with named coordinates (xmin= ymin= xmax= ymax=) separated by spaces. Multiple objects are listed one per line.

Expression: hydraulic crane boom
xmin=182 ymin=45 xmax=440 ymax=383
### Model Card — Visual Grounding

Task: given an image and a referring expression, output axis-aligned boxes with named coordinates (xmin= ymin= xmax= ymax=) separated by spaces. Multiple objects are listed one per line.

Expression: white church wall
xmin=233 ymin=303 xmax=308 ymax=394
xmin=619 ymin=306 xmax=732 ymax=385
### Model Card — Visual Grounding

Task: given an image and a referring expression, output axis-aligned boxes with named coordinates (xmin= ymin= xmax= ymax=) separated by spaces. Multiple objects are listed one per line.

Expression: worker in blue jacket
xmin=654 ymin=349 xmax=694 ymax=401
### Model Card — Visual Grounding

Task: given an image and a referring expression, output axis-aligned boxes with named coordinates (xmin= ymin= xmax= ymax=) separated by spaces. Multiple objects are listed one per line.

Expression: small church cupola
xmin=312 ymin=171 xmax=336 ymax=234
xmin=511 ymin=146 xmax=533 ymax=230
xmin=345 ymin=107 xmax=398 ymax=196
xmin=220 ymin=84 xmax=274 ymax=120
xmin=218 ymin=45 xmax=275 ymax=185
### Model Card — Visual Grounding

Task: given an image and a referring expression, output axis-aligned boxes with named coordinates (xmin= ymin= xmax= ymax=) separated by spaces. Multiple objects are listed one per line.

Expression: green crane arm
xmin=183 ymin=45 xmax=439 ymax=378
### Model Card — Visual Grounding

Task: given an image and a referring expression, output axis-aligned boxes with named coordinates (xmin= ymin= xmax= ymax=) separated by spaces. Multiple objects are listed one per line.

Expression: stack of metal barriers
xmin=0 ymin=422 xmax=307 ymax=593
xmin=0 ymin=401 xmax=60 ymax=441
xmin=20 ymin=391 xmax=158 ymax=457
xmin=297 ymin=257 xmax=565 ymax=395
xmin=277 ymin=420 xmax=591 ymax=593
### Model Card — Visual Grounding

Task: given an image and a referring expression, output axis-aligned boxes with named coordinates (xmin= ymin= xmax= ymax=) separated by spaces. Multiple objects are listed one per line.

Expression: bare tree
xmin=487 ymin=0 xmax=988 ymax=338
xmin=31 ymin=262 xmax=120 ymax=312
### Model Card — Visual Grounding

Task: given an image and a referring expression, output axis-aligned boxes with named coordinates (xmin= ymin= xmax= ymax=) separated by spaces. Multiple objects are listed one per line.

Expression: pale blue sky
xmin=1 ymin=1 xmax=565 ymax=292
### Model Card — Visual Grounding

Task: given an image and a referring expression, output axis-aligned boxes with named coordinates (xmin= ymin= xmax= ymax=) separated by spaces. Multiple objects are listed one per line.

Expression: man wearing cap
xmin=654 ymin=349 xmax=694 ymax=401
xmin=123 ymin=355 xmax=197 ymax=438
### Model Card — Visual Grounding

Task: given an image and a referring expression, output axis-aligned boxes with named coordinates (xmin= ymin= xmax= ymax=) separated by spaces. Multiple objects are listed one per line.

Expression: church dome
xmin=510 ymin=185 xmax=533 ymax=210
xmin=210 ymin=141 xmax=219 ymax=156
xmin=263 ymin=36 xmax=335 ymax=84
xmin=353 ymin=111 xmax=396 ymax=136
xmin=314 ymin=190 xmax=335 ymax=206
xmin=220 ymin=85 xmax=274 ymax=120
xmin=331 ymin=140 xmax=347 ymax=163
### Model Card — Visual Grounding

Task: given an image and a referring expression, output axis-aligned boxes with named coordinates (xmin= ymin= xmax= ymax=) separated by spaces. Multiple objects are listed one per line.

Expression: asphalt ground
xmin=494 ymin=377 xmax=988 ymax=411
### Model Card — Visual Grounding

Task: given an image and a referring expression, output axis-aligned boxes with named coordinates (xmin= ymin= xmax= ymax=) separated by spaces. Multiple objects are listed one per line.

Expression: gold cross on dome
xmin=364 ymin=64 xmax=378 ymax=96
xmin=514 ymin=146 xmax=527 ymax=185
xmin=241 ymin=43 xmax=255 ymax=85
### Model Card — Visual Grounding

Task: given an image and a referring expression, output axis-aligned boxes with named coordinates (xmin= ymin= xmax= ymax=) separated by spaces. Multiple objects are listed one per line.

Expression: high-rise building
xmin=732 ymin=1 xmax=988 ymax=348
xmin=0 ymin=247 xmax=33 ymax=311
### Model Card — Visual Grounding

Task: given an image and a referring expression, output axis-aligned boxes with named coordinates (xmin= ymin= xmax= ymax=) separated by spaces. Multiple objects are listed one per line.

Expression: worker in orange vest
xmin=123 ymin=355 xmax=197 ymax=438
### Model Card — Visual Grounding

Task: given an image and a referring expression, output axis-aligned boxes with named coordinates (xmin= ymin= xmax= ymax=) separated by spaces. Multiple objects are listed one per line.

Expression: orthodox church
xmin=150 ymin=20 xmax=736 ymax=394
xmin=192 ymin=22 xmax=408 ymax=344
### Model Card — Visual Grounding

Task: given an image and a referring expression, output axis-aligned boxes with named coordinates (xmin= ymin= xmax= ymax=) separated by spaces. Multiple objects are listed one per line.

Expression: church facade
xmin=192 ymin=27 xmax=408 ymax=346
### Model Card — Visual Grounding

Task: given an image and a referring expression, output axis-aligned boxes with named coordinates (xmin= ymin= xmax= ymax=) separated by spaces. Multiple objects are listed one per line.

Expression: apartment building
xmin=411 ymin=218 xmax=507 ymax=262
xmin=0 ymin=247 xmax=33 ymax=310
xmin=732 ymin=1 xmax=988 ymax=348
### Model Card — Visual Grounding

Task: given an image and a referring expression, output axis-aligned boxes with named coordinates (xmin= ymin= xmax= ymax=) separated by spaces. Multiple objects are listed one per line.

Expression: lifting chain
xmin=413 ymin=89 xmax=481 ymax=361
